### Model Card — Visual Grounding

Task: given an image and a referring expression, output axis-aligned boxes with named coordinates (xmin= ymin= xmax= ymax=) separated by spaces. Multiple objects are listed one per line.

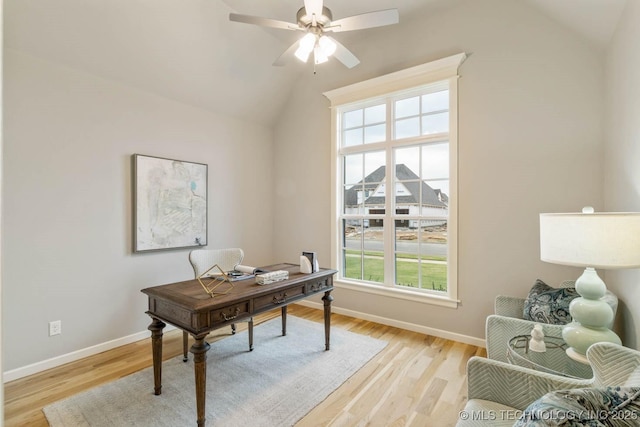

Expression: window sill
xmin=335 ymin=279 xmax=459 ymax=309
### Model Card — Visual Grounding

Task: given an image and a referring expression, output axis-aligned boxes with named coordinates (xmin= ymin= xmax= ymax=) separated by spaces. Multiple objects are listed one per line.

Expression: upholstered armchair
xmin=457 ymin=342 xmax=640 ymax=426
xmin=486 ymin=280 xmax=618 ymax=364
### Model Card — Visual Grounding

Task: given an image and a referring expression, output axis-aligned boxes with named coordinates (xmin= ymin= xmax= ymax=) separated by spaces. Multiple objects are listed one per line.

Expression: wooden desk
xmin=141 ymin=263 xmax=336 ymax=427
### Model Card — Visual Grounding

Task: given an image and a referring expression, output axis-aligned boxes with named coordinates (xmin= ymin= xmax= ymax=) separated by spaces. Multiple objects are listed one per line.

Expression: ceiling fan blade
xmin=327 ymin=9 xmax=399 ymax=32
xmin=273 ymin=41 xmax=300 ymax=66
xmin=229 ymin=13 xmax=299 ymax=31
xmin=329 ymin=37 xmax=360 ymax=69
xmin=304 ymin=0 xmax=324 ymax=20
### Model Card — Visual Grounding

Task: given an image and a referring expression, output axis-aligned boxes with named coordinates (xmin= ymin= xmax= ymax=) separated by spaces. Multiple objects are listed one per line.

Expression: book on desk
xmin=200 ymin=264 xmax=291 ymax=284
xmin=202 ymin=264 xmax=268 ymax=282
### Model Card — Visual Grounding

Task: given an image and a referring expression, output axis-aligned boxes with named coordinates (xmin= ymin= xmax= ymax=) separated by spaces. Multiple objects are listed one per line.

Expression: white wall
xmin=604 ymin=0 xmax=640 ymax=349
xmin=273 ymin=0 xmax=605 ymax=341
xmin=1 ymin=0 xmax=5 ymax=416
xmin=2 ymin=50 xmax=275 ymax=373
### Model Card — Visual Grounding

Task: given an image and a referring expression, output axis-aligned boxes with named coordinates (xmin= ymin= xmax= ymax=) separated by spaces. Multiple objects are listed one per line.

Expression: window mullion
xmin=384 ymin=99 xmax=395 ymax=287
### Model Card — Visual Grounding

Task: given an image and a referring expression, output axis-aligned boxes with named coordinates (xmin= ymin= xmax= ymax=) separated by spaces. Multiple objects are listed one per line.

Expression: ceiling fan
xmin=229 ymin=0 xmax=399 ymax=69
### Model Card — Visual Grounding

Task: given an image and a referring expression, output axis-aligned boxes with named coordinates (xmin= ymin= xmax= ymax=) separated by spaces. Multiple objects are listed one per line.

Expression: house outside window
xmin=324 ymin=54 xmax=466 ymax=308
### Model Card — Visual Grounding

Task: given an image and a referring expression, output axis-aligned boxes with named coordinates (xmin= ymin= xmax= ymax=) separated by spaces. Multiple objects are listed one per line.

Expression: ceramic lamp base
xmin=562 ymin=267 xmax=621 ymax=360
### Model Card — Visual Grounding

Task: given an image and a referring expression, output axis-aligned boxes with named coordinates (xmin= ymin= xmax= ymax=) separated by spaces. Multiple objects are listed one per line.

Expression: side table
xmin=507 ymin=335 xmax=593 ymax=379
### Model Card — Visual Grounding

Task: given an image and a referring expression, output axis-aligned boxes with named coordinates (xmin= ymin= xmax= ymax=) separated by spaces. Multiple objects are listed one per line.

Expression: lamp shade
xmin=540 ymin=211 xmax=640 ymax=269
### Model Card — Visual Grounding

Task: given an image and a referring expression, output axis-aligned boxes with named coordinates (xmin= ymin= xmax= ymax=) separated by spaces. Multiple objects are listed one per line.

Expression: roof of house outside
xmin=344 ymin=164 xmax=447 ymax=208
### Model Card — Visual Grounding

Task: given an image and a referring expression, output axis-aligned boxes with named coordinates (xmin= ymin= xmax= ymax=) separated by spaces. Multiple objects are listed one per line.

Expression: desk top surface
xmin=141 ymin=263 xmax=336 ymax=311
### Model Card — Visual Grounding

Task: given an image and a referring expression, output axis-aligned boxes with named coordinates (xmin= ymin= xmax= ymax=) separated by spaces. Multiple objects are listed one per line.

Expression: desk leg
xmin=322 ymin=290 xmax=333 ymax=351
xmin=148 ymin=317 xmax=166 ymax=395
xmin=182 ymin=332 xmax=189 ymax=362
xmin=191 ymin=335 xmax=211 ymax=427
xmin=281 ymin=306 xmax=287 ymax=336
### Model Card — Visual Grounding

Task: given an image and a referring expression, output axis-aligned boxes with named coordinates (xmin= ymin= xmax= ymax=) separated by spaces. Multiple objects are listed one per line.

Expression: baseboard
xmin=3 ymin=325 xmax=177 ymax=383
xmin=295 ymin=300 xmax=486 ymax=348
xmin=4 ymin=304 xmax=484 ymax=383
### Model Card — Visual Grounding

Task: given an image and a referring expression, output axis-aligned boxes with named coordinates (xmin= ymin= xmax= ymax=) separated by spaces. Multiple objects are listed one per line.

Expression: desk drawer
xmin=306 ymin=279 xmax=332 ymax=294
xmin=254 ymin=285 xmax=305 ymax=311
xmin=210 ymin=301 xmax=250 ymax=327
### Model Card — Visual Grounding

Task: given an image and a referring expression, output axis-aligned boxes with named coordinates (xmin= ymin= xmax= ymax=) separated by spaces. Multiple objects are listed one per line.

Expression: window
xmin=324 ymin=54 xmax=466 ymax=307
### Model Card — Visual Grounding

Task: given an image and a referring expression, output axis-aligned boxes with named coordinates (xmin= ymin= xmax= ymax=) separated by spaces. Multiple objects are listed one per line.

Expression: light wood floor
xmin=4 ymin=305 xmax=485 ymax=426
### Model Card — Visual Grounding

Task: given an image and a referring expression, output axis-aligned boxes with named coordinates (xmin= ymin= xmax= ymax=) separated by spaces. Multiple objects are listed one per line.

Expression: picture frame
xmin=133 ymin=154 xmax=208 ymax=252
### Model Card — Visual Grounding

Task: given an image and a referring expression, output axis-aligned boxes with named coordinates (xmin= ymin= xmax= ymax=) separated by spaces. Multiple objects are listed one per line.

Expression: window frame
xmin=324 ymin=53 xmax=466 ymax=308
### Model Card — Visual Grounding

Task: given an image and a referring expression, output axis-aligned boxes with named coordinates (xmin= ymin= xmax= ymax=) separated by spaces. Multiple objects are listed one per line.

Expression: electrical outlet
xmin=49 ymin=320 xmax=62 ymax=336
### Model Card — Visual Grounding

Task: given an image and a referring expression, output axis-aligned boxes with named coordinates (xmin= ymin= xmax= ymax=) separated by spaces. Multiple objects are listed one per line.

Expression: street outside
xmin=345 ymin=225 xmax=448 ymax=258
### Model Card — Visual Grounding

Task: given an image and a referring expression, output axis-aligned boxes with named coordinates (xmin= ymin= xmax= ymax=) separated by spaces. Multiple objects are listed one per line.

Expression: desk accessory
xmin=225 ymin=270 xmax=254 ymax=281
xmin=229 ymin=264 xmax=269 ymax=281
xmin=235 ymin=264 xmax=268 ymax=275
xmin=300 ymin=256 xmax=313 ymax=273
xmin=540 ymin=207 xmax=640 ymax=362
xmin=256 ymin=270 xmax=289 ymax=285
xmin=196 ymin=264 xmax=233 ymax=297
xmin=301 ymin=251 xmax=318 ymax=273
xmin=529 ymin=324 xmax=546 ymax=353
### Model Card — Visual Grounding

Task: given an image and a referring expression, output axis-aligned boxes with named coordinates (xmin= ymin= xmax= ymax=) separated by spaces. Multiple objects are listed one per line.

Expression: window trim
xmin=324 ymin=53 xmax=466 ymax=308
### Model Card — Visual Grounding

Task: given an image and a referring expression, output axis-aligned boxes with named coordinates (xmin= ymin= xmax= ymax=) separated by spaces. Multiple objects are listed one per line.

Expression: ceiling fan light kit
xmin=229 ymin=0 xmax=399 ymax=70
xmin=319 ymin=36 xmax=336 ymax=56
xmin=295 ymin=33 xmax=336 ymax=65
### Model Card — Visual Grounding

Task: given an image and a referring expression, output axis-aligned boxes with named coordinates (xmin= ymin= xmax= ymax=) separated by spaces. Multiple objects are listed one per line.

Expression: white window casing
xmin=324 ymin=53 xmax=466 ymax=308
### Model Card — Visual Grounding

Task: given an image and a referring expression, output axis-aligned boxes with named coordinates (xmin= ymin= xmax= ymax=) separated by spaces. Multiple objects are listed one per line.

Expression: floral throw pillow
xmin=523 ymin=279 xmax=578 ymax=325
xmin=514 ymin=387 xmax=640 ymax=426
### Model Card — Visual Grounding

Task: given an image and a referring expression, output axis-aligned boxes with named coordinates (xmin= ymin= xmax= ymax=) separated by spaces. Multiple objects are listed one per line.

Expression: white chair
xmin=184 ymin=248 xmax=252 ymax=360
xmin=457 ymin=342 xmax=640 ymax=426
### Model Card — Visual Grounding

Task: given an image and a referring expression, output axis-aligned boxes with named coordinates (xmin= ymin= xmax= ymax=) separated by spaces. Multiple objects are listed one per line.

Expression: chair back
xmin=188 ymin=248 xmax=244 ymax=277
xmin=587 ymin=342 xmax=640 ymax=387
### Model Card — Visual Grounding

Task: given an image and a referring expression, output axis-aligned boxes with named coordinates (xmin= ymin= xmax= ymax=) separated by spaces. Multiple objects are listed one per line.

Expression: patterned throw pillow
xmin=514 ymin=387 xmax=640 ymax=426
xmin=523 ymin=279 xmax=578 ymax=325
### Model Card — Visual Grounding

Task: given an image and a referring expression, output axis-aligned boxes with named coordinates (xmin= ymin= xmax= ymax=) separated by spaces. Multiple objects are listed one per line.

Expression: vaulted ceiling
xmin=4 ymin=0 xmax=627 ymax=127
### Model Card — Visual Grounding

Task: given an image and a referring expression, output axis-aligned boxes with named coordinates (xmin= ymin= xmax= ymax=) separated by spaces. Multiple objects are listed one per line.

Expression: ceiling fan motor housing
xmin=297 ymin=6 xmax=333 ymax=28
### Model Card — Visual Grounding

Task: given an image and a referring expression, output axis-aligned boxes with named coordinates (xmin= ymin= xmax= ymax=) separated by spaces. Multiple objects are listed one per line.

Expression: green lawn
xmin=343 ymin=250 xmax=447 ymax=291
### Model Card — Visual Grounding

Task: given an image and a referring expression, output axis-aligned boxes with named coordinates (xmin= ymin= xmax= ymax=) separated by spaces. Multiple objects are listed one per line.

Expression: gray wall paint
xmin=604 ymin=0 xmax=640 ymax=350
xmin=2 ymin=51 xmax=275 ymax=371
xmin=273 ymin=0 xmax=605 ymax=341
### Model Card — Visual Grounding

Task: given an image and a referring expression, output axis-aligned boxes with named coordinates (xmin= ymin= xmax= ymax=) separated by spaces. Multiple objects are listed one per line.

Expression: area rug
xmin=43 ymin=316 xmax=387 ymax=426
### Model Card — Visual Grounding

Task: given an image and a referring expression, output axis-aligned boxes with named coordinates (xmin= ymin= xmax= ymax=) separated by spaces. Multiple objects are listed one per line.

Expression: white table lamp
xmin=539 ymin=207 xmax=640 ymax=363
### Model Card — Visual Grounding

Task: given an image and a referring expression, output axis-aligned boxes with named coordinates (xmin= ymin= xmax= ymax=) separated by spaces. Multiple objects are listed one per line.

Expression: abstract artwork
xmin=133 ymin=154 xmax=207 ymax=252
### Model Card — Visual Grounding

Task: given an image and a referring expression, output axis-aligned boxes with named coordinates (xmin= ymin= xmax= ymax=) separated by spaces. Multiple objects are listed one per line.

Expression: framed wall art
xmin=133 ymin=154 xmax=208 ymax=252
